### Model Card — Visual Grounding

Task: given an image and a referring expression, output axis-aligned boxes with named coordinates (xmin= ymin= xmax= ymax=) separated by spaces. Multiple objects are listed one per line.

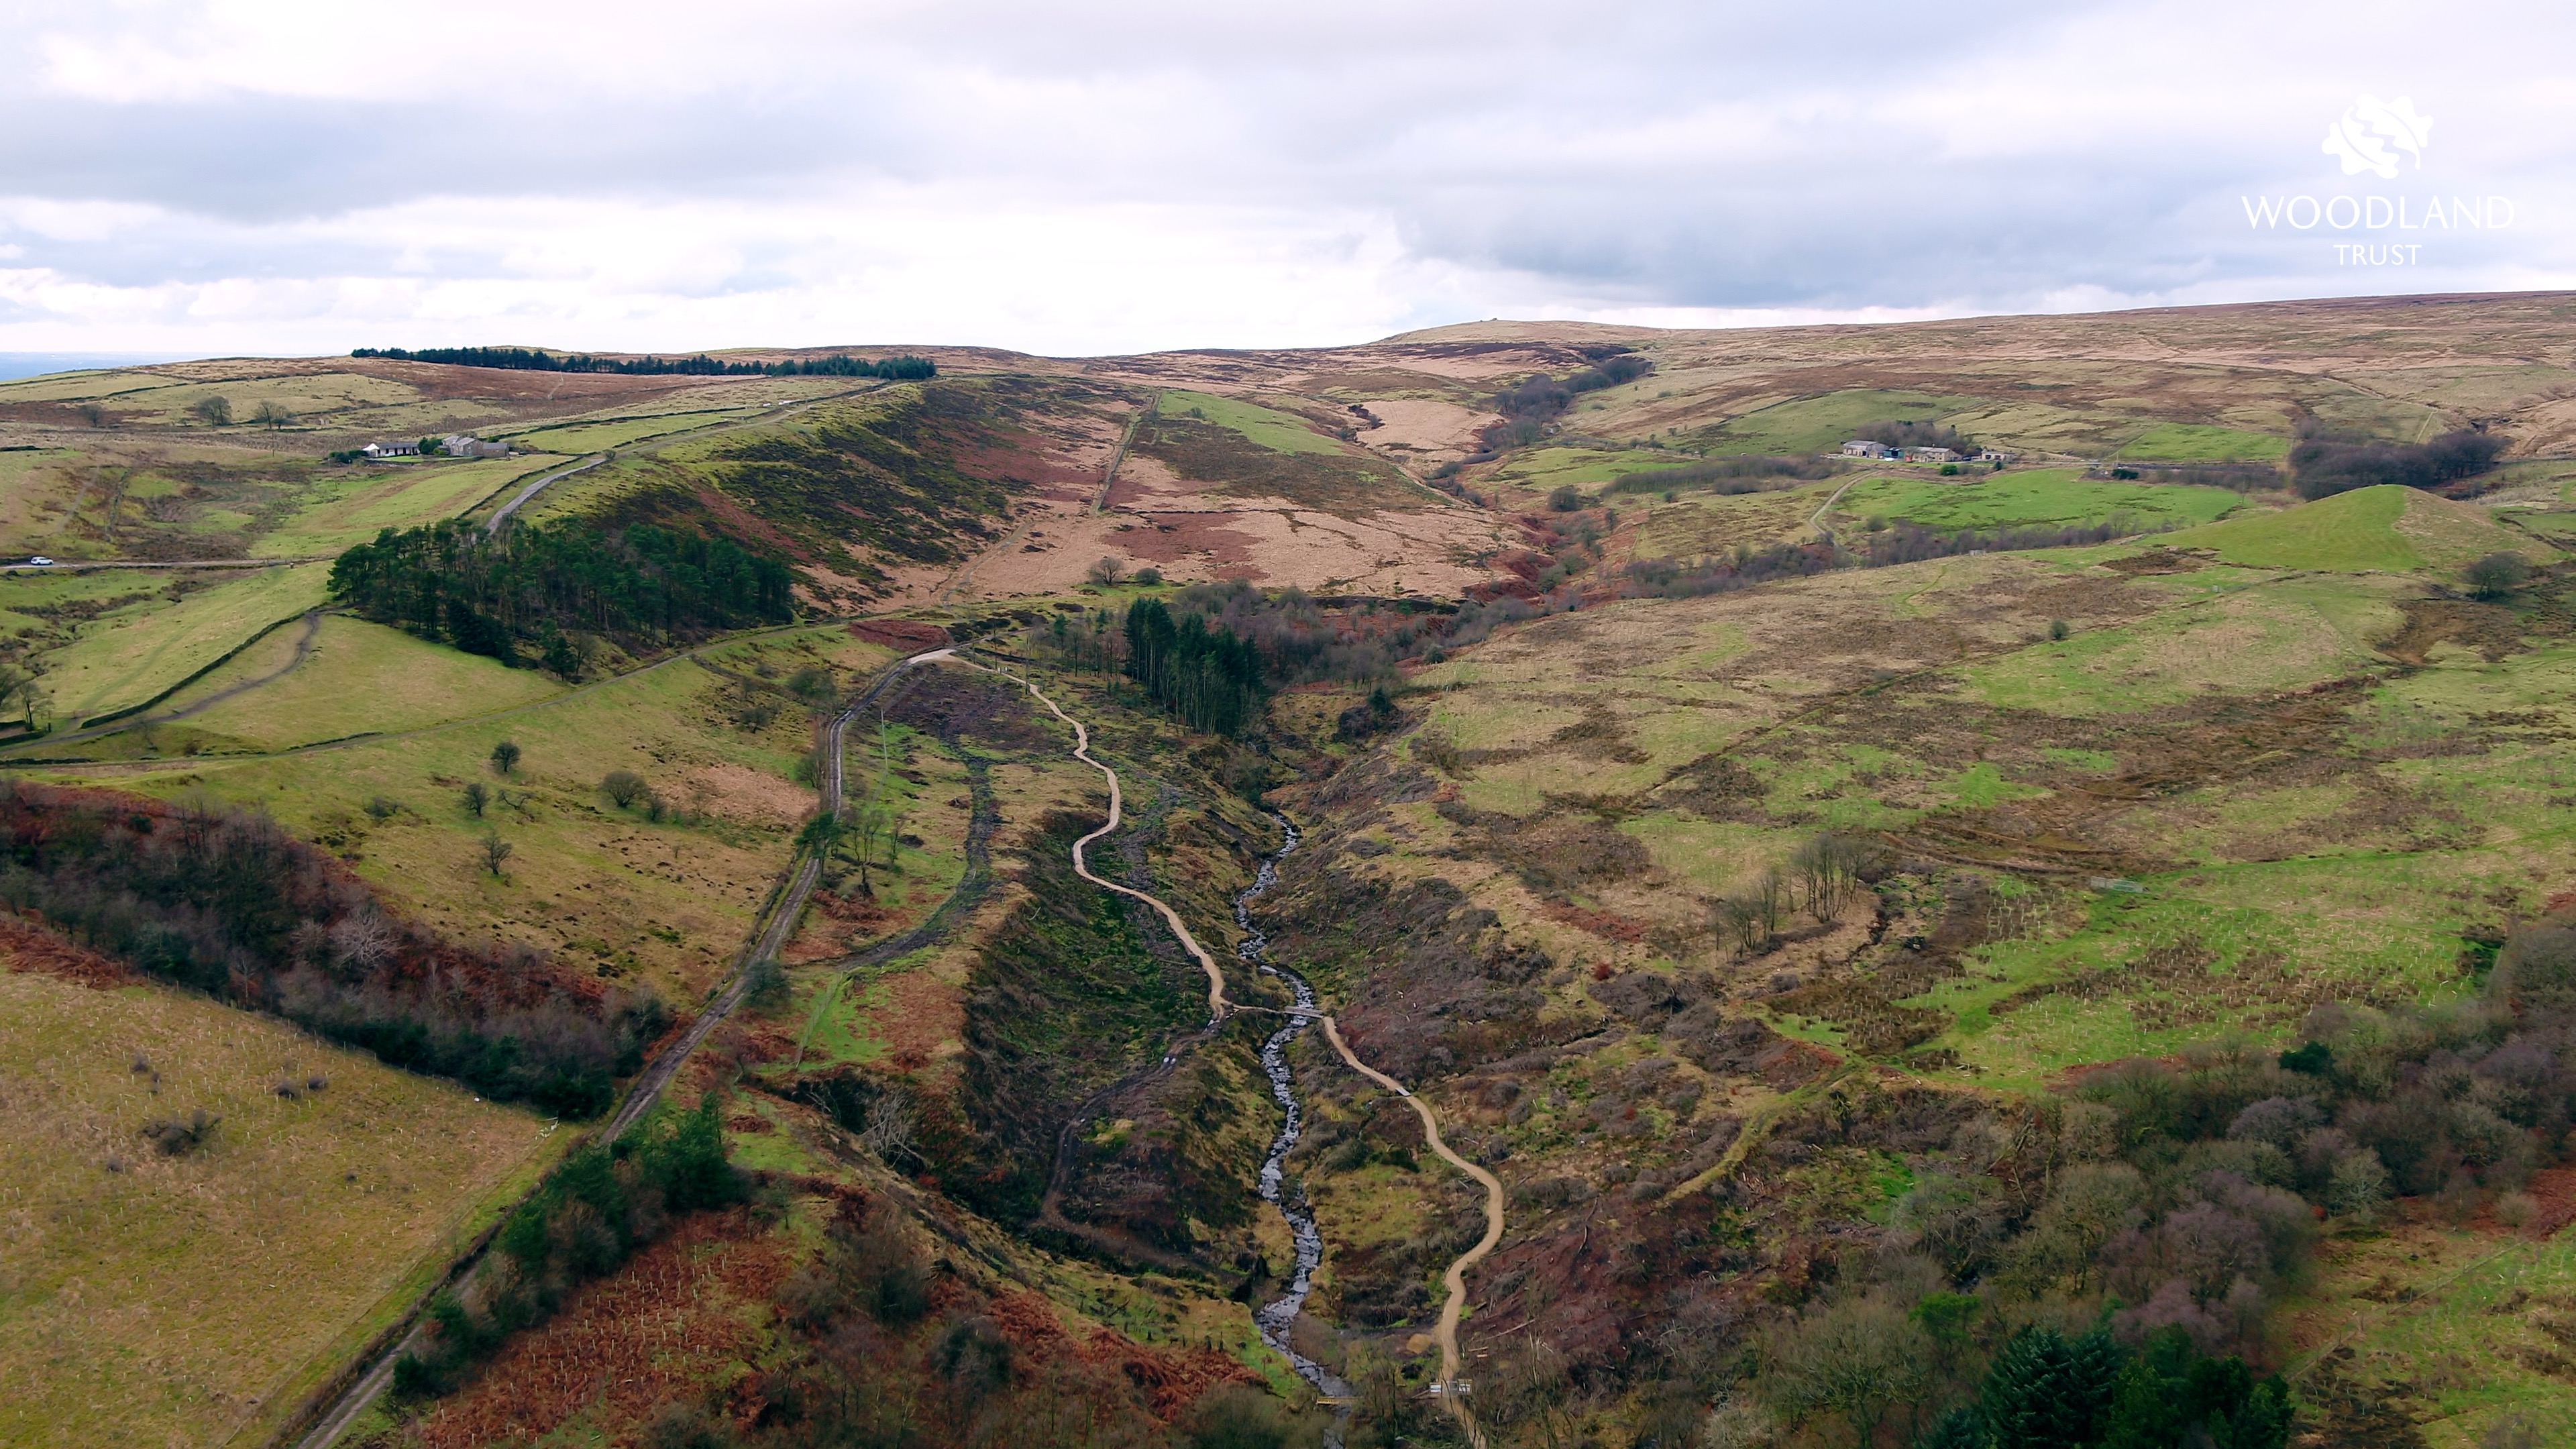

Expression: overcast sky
xmin=1 ymin=0 xmax=2569 ymax=358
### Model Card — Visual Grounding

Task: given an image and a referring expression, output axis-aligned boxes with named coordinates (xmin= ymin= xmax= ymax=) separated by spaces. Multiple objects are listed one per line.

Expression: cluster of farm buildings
xmin=1839 ymin=440 xmax=2017 ymax=464
xmin=361 ymin=434 xmax=510 ymax=460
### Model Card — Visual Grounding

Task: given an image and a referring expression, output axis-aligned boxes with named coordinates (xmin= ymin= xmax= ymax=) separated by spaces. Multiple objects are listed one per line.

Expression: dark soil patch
xmin=2100 ymin=548 xmax=2209 ymax=576
xmin=2377 ymin=596 xmax=2528 ymax=665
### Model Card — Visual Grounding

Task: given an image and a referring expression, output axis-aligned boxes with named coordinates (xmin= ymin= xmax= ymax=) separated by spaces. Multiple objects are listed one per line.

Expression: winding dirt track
xmin=958 ymin=655 xmax=1502 ymax=1444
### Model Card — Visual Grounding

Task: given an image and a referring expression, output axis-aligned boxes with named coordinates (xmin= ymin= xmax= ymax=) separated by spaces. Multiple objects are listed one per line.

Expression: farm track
xmin=786 ymin=744 xmax=999 ymax=1076
xmin=482 ymin=452 xmax=605 ymax=531
xmin=285 ymin=647 xmax=951 ymax=1449
xmin=956 ymin=655 xmax=1501 ymax=1446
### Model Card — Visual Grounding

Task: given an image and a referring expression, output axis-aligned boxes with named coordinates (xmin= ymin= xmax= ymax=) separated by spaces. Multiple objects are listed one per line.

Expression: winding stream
xmin=1235 ymin=812 xmax=1350 ymax=1400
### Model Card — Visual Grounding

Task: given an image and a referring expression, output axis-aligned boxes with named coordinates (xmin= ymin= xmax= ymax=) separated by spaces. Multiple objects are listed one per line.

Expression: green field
xmin=2110 ymin=421 xmax=2291 ymax=462
xmin=0 ymin=967 xmax=553 ymax=1449
xmin=129 ymin=616 xmax=566 ymax=753
xmin=1488 ymin=445 xmax=1701 ymax=491
xmin=21 ymin=562 xmax=332 ymax=724
xmin=1159 ymin=389 xmax=1345 ymax=455
xmin=508 ymin=408 xmax=765 ymax=453
xmin=254 ymin=456 xmax=547 ymax=555
xmin=1965 ymin=572 xmax=2399 ymax=715
xmin=0 ymin=370 xmax=186 ymax=404
xmin=113 ymin=372 xmax=423 ymax=429
xmin=2163 ymin=484 xmax=2548 ymax=572
xmin=1836 ymin=467 xmax=2245 ymax=531
xmin=1703 ymin=388 xmax=1985 ymax=455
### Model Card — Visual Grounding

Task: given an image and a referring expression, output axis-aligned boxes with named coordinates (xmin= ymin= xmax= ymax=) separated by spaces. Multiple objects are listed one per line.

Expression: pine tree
xmin=1980 ymin=1326 xmax=2121 ymax=1449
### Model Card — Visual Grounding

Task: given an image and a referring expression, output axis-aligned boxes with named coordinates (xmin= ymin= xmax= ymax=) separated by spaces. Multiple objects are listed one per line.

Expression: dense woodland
xmin=1036 ymin=584 xmax=1523 ymax=713
xmin=1853 ymin=419 xmax=1980 ymax=453
xmin=1608 ymin=453 xmax=1838 ymax=495
xmin=329 ymin=517 xmax=795 ymax=669
xmin=0 ymin=782 xmax=657 ymax=1114
xmin=2288 ymin=425 xmax=2506 ymax=498
xmin=351 ymin=345 xmax=937 ymax=379
xmin=1120 ymin=596 xmax=1267 ymax=736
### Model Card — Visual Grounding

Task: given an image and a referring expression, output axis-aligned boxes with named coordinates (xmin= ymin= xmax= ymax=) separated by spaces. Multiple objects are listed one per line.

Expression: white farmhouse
xmin=361 ymin=440 xmax=419 ymax=459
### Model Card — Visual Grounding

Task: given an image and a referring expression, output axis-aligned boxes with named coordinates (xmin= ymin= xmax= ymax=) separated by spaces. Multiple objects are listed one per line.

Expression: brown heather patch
xmin=405 ymin=1208 xmax=792 ymax=1449
xmin=0 ymin=913 xmax=138 ymax=987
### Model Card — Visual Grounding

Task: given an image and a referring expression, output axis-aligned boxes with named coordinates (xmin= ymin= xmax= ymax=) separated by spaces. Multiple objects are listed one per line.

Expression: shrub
xmin=741 ymin=956 xmax=788 ymax=1012
xmin=602 ymin=769 xmax=648 ymax=808
xmin=1132 ymin=565 xmax=1163 ymax=586
xmin=1548 ymin=484 xmax=1582 ymax=511
xmin=2465 ymin=551 xmax=2532 ymax=600
xmin=141 ymin=1108 xmax=220 ymax=1156
xmin=1184 ymin=1383 xmax=1299 ymax=1449
xmin=784 ymin=663 xmax=835 ymax=701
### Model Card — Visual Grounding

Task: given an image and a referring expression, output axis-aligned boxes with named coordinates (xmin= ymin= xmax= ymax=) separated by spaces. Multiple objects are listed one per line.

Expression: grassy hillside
xmin=28 ymin=562 xmax=331 ymax=724
xmin=0 ymin=963 xmax=555 ymax=1449
xmin=1836 ymin=467 xmax=2245 ymax=532
xmin=2163 ymin=483 xmax=2548 ymax=571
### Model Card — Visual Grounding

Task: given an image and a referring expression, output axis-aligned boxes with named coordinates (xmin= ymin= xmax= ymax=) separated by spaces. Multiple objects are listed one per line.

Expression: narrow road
xmin=484 ymin=453 xmax=607 ymax=532
xmin=959 ymin=655 xmax=1502 ymax=1445
xmin=1807 ymin=475 xmax=1861 ymax=545
xmin=2 ymin=555 xmax=318 ymax=574
xmin=289 ymin=646 xmax=951 ymax=1449
xmin=482 ymin=378 xmax=894 ymax=533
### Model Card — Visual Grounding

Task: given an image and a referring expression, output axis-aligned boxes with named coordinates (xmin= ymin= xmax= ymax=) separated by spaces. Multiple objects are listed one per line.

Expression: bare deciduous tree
xmin=327 ymin=909 xmax=398 ymax=973
xmin=479 ymin=833 xmax=513 ymax=877
xmin=250 ymin=399 xmax=297 ymax=429
xmin=1758 ymin=1295 xmax=1935 ymax=1448
xmin=1718 ymin=868 xmax=1792 ymax=954
xmin=193 ymin=395 xmax=233 ymax=427
xmin=1791 ymin=833 xmax=1880 ymax=923
xmin=1086 ymin=555 xmax=1126 ymax=586
xmin=861 ymin=1091 xmax=920 ymax=1164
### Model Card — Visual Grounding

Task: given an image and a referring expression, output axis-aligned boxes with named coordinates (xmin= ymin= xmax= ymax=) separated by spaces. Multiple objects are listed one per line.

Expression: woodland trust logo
xmin=2322 ymin=94 xmax=2431 ymax=180
xmin=2242 ymin=93 xmax=2514 ymax=267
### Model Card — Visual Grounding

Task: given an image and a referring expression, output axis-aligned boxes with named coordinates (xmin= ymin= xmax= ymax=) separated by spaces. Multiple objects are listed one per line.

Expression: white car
xmin=26 ymin=556 xmax=52 ymax=566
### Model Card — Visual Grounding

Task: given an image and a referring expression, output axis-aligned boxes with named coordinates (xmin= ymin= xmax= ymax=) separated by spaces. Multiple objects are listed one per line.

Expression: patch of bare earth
xmin=686 ymin=763 xmax=812 ymax=830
